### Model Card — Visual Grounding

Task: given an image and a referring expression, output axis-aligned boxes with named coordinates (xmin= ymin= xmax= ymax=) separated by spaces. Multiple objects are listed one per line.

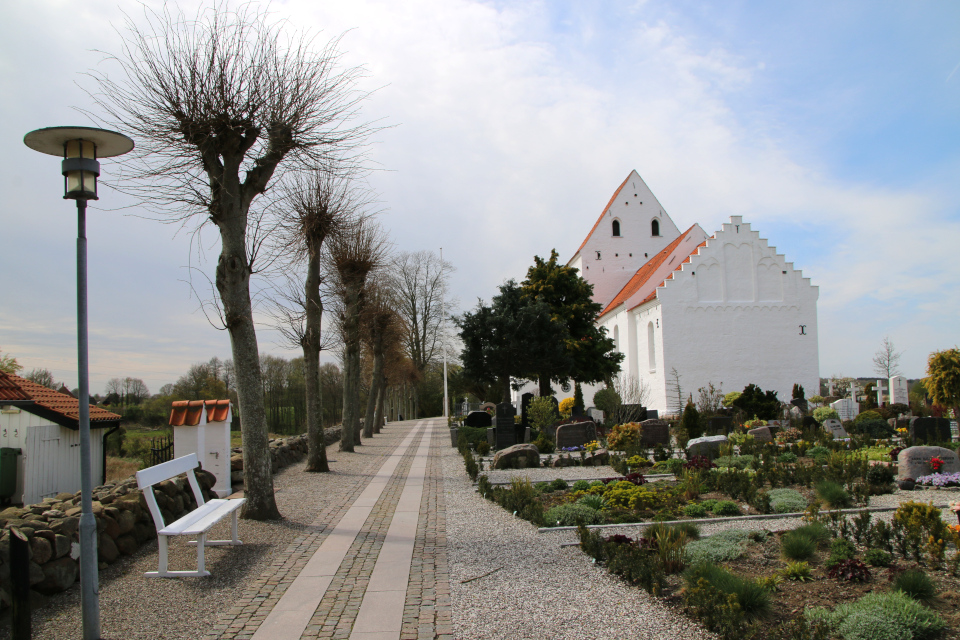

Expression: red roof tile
xmin=169 ymin=400 xmax=205 ymax=426
xmin=599 ymin=227 xmax=696 ymax=317
xmin=0 ymin=371 xmax=120 ymax=428
xmin=572 ymin=173 xmax=632 ymax=259
xmin=205 ymin=399 xmax=231 ymax=423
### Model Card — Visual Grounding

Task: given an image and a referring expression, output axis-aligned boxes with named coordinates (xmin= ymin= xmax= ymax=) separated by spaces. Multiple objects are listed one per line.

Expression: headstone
xmin=520 ymin=392 xmax=534 ymax=429
xmin=910 ymin=417 xmax=952 ymax=444
xmin=449 ymin=427 xmax=458 ymax=447
xmin=685 ymin=435 xmax=728 ymax=460
xmin=822 ymin=419 xmax=848 ymax=439
xmin=897 ymin=446 xmax=960 ymax=480
xmin=889 ymin=376 xmax=909 ymax=406
xmin=491 ymin=443 xmax=540 ymax=470
xmin=555 ymin=421 xmax=597 ymax=450
xmin=640 ymin=419 xmax=670 ymax=446
xmin=495 ymin=402 xmax=517 ymax=450
xmin=830 ymin=397 xmax=859 ymax=421
xmin=546 ymin=416 xmax=591 ymax=440
xmin=747 ymin=426 xmax=773 ymax=442
xmin=790 ymin=398 xmax=809 ymax=413
xmin=464 ymin=411 xmax=492 ymax=428
xmin=571 ymin=404 xmax=585 ymax=418
xmin=646 ymin=409 xmax=659 ymax=419
xmin=486 ymin=427 xmax=495 ymax=447
xmin=705 ymin=416 xmax=734 ymax=436
xmin=587 ymin=407 xmax=605 ymax=423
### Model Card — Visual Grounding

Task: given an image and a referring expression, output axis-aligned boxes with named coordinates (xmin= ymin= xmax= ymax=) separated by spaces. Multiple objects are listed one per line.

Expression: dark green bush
xmin=684 ymin=563 xmax=771 ymax=621
xmin=827 ymin=538 xmax=856 ymax=566
xmin=647 ymin=521 xmax=701 ymax=541
xmin=732 ymin=384 xmax=781 ymax=420
xmin=572 ymin=479 xmax=591 ymax=492
xmin=712 ymin=501 xmax=741 ymax=516
xmin=494 ymin=478 xmax=543 ymax=525
xmin=550 ymin=478 xmax=569 ymax=491
xmin=893 ymin=568 xmax=937 ymax=604
xmin=684 ymin=503 xmax=708 ymax=518
xmin=850 ymin=418 xmax=895 ymax=440
xmin=781 ymin=531 xmax=817 ymax=561
xmin=863 ymin=548 xmax=892 ymax=567
xmin=577 ymin=525 xmax=666 ymax=595
xmin=866 ymin=464 xmax=894 ymax=491
xmin=777 ymin=452 xmax=798 ymax=464
xmin=544 ymin=503 xmax=604 ymax=527
xmin=462 ymin=451 xmax=479 ymax=481
xmin=476 ymin=440 xmax=490 ymax=456
xmin=793 ymin=522 xmax=831 ymax=546
xmin=815 ymin=481 xmax=852 ymax=508
xmin=457 ymin=425 xmax=489 ymax=452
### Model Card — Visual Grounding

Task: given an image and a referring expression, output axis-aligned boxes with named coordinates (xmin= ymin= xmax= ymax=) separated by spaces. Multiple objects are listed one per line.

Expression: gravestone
xmin=747 ymin=426 xmax=774 ymax=443
xmin=486 ymin=427 xmax=495 ymax=447
xmin=571 ymin=403 xmax=585 ymax=418
xmin=587 ymin=407 xmax=605 ymax=423
xmin=705 ymin=416 xmax=733 ymax=436
xmin=889 ymin=376 xmax=909 ymax=405
xmin=910 ymin=417 xmax=952 ymax=444
xmin=464 ymin=411 xmax=492 ymax=428
xmin=831 ymin=397 xmax=859 ymax=421
xmin=520 ymin=392 xmax=534 ymax=429
xmin=449 ymin=427 xmax=458 ymax=447
xmin=555 ymin=421 xmax=597 ymax=450
xmin=640 ymin=419 xmax=670 ymax=446
xmin=897 ymin=446 xmax=960 ymax=480
xmin=790 ymin=398 xmax=808 ymax=413
xmin=822 ymin=419 xmax=848 ymax=439
xmin=685 ymin=435 xmax=728 ymax=460
xmin=495 ymin=402 xmax=517 ymax=450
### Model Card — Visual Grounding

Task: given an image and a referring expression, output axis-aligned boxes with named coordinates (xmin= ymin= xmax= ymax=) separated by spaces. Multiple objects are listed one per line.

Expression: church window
xmin=651 ymin=219 xmax=660 ymax=236
xmin=596 ymin=251 xmax=601 ymax=260
xmin=612 ymin=220 xmax=621 ymax=236
xmin=613 ymin=325 xmax=620 ymax=352
xmin=647 ymin=322 xmax=656 ymax=370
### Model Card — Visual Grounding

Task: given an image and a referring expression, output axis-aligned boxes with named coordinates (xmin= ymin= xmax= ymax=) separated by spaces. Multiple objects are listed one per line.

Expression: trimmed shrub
xmin=815 ymin=481 xmax=852 ymax=508
xmin=812 ymin=407 xmax=839 ymax=424
xmin=550 ymin=478 xmax=569 ymax=491
xmin=684 ymin=503 xmax=708 ymax=518
xmin=806 ymin=591 xmax=945 ymax=640
xmin=866 ymin=464 xmax=895 ymax=490
xmin=685 ymin=529 xmax=754 ymax=565
xmin=893 ymin=568 xmax=937 ymax=604
xmin=713 ymin=455 xmax=756 ymax=470
xmin=767 ymin=488 xmax=807 ymax=514
xmin=571 ymin=479 xmax=591 ymax=492
xmin=863 ymin=548 xmax=893 ymax=567
xmin=852 ymin=418 xmax=895 ymax=440
xmin=712 ymin=501 xmax=741 ymax=516
xmin=806 ymin=445 xmax=830 ymax=460
xmin=827 ymin=538 xmax=857 ymax=566
xmin=777 ymin=452 xmax=798 ymax=464
xmin=543 ymin=503 xmax=604 ymax=527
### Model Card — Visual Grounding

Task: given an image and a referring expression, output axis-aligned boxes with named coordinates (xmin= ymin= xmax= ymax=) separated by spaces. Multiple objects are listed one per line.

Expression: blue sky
xmin=1 ymin=0 xmax=958 ymax=394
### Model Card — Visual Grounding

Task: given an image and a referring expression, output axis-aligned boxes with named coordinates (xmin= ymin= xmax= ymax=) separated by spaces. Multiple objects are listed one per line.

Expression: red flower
xmin=930 ymin=457 xmax=944 ymax=472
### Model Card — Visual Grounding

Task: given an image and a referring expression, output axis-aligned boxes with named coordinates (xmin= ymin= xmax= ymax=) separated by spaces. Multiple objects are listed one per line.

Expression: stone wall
xmin=0 ymin=429 xmax=340 ymax=608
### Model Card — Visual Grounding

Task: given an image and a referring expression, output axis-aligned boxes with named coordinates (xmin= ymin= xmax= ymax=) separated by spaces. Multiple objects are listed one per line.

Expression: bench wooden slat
xmin=136 ymin=452 xmax=200 ymax=489
xmin=158 ymin=498 xmax=244 ymax=536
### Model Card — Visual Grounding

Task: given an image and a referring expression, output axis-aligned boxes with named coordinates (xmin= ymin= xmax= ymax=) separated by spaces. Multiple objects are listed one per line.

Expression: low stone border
xmin=477 ymin=473 xmax=675 ymax=487
xmin=539 ymin=503 xmax=956 ymax=534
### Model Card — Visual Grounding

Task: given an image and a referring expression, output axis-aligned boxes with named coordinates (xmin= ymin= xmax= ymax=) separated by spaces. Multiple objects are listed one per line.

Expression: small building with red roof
xmin=0 ymin=372 xmax=121 ymax=505
xmin=522 ymin=171 xmax=820 ymax=416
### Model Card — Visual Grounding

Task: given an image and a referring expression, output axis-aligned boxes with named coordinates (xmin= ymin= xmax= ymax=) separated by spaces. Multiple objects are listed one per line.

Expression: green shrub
xmin=684 ymin=563 xmax=771 ymax=621
xmin=699 ymin=499 xmax=719 ymax=513
xmin=806 ymin=445 xmax=830 ymax=460
xmin=852 ymin=418 xmax=895 ymax=440
xmin=550 ymin=478 xmax=569 ymax=491
xmin=684 ymin=503 xmax=708 ymax=518
xmin=543 ymin=503 xmax=604 ymax=527
xmin=576 ymin=494 xmax=606 ymax=511
xmin=854 ymin=410 xmax=883 ymax=423
xmin=532 ymin=432 xmax=555 ymax=454
xmin=793 ymin=522 xmax=831 ymax=546
xmin=780 ymin=560 xmax=813 ymax=581
xmin=462 ymin=451 xmax=479 ymax=481
xmin=893 ymin=568 xmax=937 ymax=604
xmin=815 ymin=481 xmax=852 ymax=508
xmin=863 ymin=548 xmax=893 ymax=567
xmin=777 ymin=452 xmax=798 ymax=464
xmin=827 ymin=538 xmax=856 ymax=566
xmin=528 ymin=396 xmax=560 ymax=433
xmin=685 ymin=529 xmax=754 ymax=565
xmin=812 ymin=407 xmax=839 ymax=424
xmin=781 ymin=530 xmax=817 ymax=561
xmin=572 ymin=479 xmax=591 ymax=492
xmin=806 ymin=591 xmax=945 ymax=640
xmin=713 ymin=455 xmax=756 ymax=469
xmin=768 ymin=488 xmax=807 ymax=514
xmin=712 ymin=501 xmax=741 ymax=516
xmin=648 ymin=521 xmax=701 ymax=541
xmin=495 ymin=478 xmax=544 ymax=525
xmin=456 ymin=425 xmax=489 ymax=451
xmin=475 ymin=439 xmax=490 ymax=456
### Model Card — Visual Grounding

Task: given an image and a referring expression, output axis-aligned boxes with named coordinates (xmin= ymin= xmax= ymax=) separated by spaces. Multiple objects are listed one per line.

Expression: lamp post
xmin=23 ymin=126 xmax=134 ymax=640
xmin=440 ymin=247 xmax=448 ymax=420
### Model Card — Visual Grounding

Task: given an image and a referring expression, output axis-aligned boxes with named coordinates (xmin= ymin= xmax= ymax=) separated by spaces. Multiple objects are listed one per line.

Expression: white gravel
xmin=445 ymin=447 xmax=712 ymax=640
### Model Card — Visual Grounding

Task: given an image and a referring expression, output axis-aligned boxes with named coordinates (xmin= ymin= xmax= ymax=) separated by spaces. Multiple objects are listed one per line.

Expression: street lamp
xmin=23 ymin=126 xmax=134 ymax=640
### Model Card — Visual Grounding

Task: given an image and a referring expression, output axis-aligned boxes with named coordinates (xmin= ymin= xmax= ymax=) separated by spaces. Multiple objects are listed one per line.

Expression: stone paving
xmin=205 ymin=418 xmax=449 ymax=640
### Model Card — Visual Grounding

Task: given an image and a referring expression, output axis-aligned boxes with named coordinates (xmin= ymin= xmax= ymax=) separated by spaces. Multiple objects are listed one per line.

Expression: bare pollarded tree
xmin=391 ymin=250 xmax=455 ymax=417
xmin=88 ymin=4 xmax=372 ymax=519
xmin=327 ymin=219 xmax=390 ymax=451
xmin=272 ymin=169 xmax=369 ymax=471
xmin=361 ymin=277 xmax=404 ymax=438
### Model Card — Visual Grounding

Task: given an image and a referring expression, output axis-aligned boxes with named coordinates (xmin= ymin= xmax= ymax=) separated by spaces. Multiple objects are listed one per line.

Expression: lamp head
xmin=23 ymin=126 xmax=134 ymax=201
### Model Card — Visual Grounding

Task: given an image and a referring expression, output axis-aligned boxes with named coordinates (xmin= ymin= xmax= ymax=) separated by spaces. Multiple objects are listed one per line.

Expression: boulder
xmin=29 ymin=536 xmax=53 ymax=565
xmin=33 ymin=557 xmax=78 ymax=595
xmin=747 ymin=426 xmax=774 ymax=442
xmin=115 ymin=534 xmax=138 ymax=556
xmin=491 ymin=444 xmax=541 ymax=470
xmin=54 ymin=534 xmax=71 ymax=559
xmin=50 ymin=516 xmax=80 ymax=538
xmin=98 ymin=534 xmax=119 ymax=564
xmin=116 ymin=509 xmax=137 ymax=535
xmin=685 ymin=435 xmax=728 ymax=460
xmin=897 ymin=446 xmax=960 ymax=480
xmin=583 ymin=449 xmax=610 ymax=466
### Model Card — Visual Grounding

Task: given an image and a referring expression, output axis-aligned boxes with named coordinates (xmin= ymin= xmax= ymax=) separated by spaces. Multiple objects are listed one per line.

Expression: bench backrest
xmin=136 ymin=453 xmax=206 ymax=531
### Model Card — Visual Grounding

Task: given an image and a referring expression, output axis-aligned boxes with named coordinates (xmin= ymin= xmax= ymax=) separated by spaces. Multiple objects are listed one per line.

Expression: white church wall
xmin=656 ymin=216 xmax=820 ymax=412
xmin=575 ymin=170 xmax=681 ymax=307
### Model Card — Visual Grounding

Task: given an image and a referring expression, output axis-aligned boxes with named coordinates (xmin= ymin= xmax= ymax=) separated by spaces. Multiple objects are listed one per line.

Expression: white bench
xmin=135 ymin=452 xmax=245 ymax=578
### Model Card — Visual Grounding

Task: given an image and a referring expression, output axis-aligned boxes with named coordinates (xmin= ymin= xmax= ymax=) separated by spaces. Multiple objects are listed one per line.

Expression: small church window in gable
xmin=612 ymin=220 xmax=621 ymax=237
xmin=596 ymin=251 xmax=601 ymax=260
xmin=651 ymin=219 xmax=660 ymax=237
xmin=647 ymin=322 xmax=656 ymax=371
xmin=613 ymin=325 xmax=620 ymax=352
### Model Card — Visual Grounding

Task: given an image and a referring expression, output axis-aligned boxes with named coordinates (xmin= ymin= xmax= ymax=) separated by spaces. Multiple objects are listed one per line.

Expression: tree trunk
xmin=341 ymin=281 xmax=362 ymax=452
xmin=303 ymin=247 xmax=329 ymax=472
xmin=216 ymin=218 xmax=280 ymax=520
xmin=501 ymin=376 xmax=511 ymax=404
xmin=363 ymin=349 xmax=384 ymax=438
xmin=538 ymin=375 xmax=552 ymax=398
xmin=374 ymin=374 xmax=386 ymax=433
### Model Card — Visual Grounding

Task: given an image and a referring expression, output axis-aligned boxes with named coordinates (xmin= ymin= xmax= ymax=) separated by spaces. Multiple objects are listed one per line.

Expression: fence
xmin=149 ymin=435 xmax=174 ymax=467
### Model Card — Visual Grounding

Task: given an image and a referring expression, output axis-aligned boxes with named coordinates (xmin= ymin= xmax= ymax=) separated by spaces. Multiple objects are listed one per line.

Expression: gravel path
xmin=445 ymin=447 xmax=711 ymax=640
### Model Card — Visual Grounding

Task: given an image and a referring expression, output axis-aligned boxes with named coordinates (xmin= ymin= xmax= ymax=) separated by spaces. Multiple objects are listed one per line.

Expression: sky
xmin=1 ymin=0 xmax=958 ymax=395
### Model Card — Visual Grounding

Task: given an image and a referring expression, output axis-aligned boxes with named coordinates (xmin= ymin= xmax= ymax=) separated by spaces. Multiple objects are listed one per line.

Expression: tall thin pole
xmin=76 ymin=198 xmax=100 ymax=640
xmin=440 ymin=248 xmax=448 ymax=420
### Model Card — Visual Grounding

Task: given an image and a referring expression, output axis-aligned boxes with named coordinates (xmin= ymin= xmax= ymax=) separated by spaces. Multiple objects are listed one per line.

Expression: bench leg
xmin=196 ymin=532 xmax=206 ymax=575
xmin=231 ymin=508 xmax=240 ymax=544
xmin=158 ymin=535 xmax=168 ymax=575
xmin=144 ymin=534 xmax=212 ymax=578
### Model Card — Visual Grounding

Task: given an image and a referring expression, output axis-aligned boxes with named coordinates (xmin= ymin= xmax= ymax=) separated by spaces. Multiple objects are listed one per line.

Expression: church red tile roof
xmin=599 ymin=227 xmax=697 ymax=317
xmin=572 ymin=173 xmax=631 ymax=259
xmin=0 ymin=371 xmax=121 ymax=429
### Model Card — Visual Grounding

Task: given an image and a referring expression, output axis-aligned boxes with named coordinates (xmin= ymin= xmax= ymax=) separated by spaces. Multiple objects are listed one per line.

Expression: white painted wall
xmin=572 ymin=170 xmax=682 ymax=307
xmin=654 ymin=216 xmax=820 ymax=415
xmin=0 ymin=407 xmax=105 ymax=505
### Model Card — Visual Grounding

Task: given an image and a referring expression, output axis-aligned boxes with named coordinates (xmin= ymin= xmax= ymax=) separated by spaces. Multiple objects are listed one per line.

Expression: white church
xmin=521 ymin=170 xmax=820 ymax=416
